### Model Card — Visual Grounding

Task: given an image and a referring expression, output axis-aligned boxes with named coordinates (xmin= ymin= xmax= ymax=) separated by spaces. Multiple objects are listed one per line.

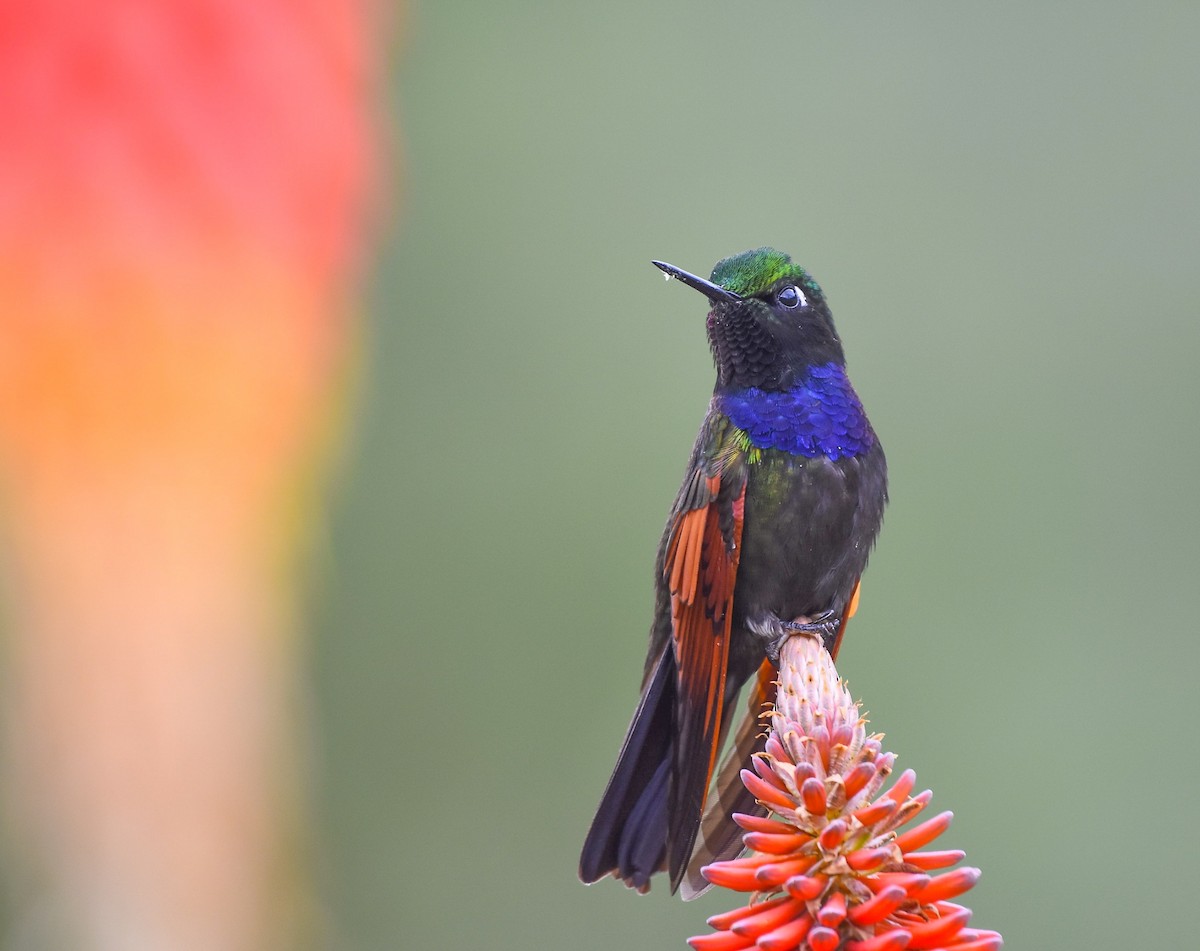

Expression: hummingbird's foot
xmin=748 ymin=611 xmax=841 ymax=663
xmin=781 ymin=611 xmax=841 ymax=654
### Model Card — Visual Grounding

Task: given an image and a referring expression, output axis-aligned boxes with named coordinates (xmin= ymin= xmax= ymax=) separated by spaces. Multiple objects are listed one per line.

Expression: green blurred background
xmin=310 ymin=2 xmax=1199 ymax=948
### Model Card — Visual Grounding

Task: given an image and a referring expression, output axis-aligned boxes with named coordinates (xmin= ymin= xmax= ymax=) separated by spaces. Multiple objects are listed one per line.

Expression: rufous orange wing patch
xmin=663 ymin=475 xmax=746 ymax=883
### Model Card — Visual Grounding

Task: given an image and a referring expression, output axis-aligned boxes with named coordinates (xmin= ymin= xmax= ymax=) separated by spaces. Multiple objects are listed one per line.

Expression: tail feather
xmin=579 ymin=647 xmax=675 ymax=891
xmin=680 ymin=659 xmax=776 ymax=899
xmin=615 ymin=758 xmax=669 ymax=891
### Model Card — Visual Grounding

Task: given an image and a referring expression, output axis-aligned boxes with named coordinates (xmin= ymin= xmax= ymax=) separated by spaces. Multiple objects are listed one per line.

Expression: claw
xmin=783 ymin=617 xmax=839 ymax=654
xmin=748 ymin=611 xmax=842 ymax=662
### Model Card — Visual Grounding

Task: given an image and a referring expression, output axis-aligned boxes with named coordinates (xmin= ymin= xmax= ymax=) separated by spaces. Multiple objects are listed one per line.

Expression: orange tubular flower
xmin=690 ymin=635 xmax=1002 ymax=951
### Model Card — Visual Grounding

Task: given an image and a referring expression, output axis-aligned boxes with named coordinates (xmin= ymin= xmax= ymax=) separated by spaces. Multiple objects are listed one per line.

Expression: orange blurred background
xmin=0 ymin=1 xmax=385 ymax=946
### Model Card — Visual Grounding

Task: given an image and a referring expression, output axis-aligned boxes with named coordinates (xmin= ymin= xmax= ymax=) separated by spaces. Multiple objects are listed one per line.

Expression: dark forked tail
xmin=578 ymin=647 xmax=675 ymax=892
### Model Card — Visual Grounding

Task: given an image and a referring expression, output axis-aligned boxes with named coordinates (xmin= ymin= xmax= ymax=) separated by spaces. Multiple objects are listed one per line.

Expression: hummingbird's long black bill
xmin=653 ymin=261 xmax=742 ymax=304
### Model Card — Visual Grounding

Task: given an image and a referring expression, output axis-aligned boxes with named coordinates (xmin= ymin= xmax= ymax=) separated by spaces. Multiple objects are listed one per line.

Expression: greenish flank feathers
xmin=717 ymin=427 xmax=762 ymax=469
xmin=710 ymin=247 xmax=822 ymax=298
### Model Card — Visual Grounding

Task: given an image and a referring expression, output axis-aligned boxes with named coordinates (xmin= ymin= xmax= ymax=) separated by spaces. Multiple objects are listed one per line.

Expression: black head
xmin=653 ymin=248 xmax=844 ymax=390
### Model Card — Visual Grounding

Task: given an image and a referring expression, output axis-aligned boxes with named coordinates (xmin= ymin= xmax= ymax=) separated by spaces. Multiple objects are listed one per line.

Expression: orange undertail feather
xmin=829 ymin=577 xmax=861 ymax=661
xmin=681 ymin=658 xmax=776 ymax=899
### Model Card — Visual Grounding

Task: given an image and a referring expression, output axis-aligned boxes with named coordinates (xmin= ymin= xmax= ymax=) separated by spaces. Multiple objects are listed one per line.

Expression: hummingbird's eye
xmin=777 ymin=285 xmax=806 ymax=309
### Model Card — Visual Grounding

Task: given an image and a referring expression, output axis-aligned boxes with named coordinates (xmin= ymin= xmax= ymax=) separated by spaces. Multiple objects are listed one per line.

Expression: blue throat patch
xmin=717 ymin=363 xmax=874 ymax=460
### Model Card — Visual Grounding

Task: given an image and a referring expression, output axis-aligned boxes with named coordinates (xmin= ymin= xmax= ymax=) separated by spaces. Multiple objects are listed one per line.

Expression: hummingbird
xmin=579 ymin=248 xmax=888 ymax=898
